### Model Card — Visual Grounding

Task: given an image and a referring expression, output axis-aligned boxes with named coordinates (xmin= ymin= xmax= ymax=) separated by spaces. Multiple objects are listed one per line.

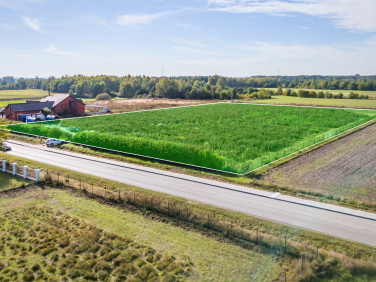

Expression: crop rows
xmin=7 ymin=104 xmax=376 ymax=173
xmin=0 ymin=207 xmax=191 ymax=281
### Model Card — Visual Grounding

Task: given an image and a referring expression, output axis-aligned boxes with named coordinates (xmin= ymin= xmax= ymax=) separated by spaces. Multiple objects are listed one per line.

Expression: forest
xmin=1 ymin=75 xmax=376 ymax=100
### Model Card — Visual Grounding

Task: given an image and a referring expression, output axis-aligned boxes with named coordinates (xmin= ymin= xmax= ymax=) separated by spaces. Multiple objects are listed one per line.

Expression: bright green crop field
xmin=5 ymin=103 xmax=376 ymax=173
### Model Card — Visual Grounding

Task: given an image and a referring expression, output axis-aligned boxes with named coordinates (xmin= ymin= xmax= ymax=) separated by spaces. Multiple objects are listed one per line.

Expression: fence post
xmin=35 ymin=169 xmax=40 ymax=182
xmin=2 ymin=160 xmax=6 ymax=172
xmin=23 ymin=166 xmax=28 ymax=179
xmin=12 ymin=163 xmax=17 ymax=176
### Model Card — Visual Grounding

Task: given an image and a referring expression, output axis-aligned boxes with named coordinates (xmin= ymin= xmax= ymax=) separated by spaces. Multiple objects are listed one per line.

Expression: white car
xmin=45 ymin=138 xmax=63 ymax=147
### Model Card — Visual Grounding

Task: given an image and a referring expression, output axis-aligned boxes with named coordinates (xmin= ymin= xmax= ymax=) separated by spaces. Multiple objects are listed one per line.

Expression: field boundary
xmin=3 ymin=103 xmax=376 ymax=175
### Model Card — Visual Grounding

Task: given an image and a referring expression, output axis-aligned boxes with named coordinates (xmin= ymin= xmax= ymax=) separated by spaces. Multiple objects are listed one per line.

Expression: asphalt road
xmin=6 ymin=140 xmax=376 ymax=247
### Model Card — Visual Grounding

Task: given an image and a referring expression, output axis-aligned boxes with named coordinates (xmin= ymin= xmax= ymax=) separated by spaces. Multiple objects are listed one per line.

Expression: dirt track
xmin=263 ymin=123 xmax=376 ymax=204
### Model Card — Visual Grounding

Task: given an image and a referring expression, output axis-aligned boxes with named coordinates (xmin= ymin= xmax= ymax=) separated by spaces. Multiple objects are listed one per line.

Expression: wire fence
xmin=246 ymin=117 xmax=375 ymax=172
xmin=40 ymin=168 xmax=322 ymax=277
xmin=0 ymin=160 xmax=324 ymax=280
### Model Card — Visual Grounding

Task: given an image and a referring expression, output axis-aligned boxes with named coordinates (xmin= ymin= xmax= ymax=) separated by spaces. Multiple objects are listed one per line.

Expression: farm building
xmin=1 ymin=94 xmax=85 ymax=121
xmin=40 ymin=94 xmax=85 ymax=116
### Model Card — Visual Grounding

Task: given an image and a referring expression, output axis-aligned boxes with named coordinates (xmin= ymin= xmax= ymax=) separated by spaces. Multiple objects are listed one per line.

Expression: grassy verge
xmin=0 ymin=187 xmax=283 ymax=281
xmin=0 ymin=172 xmax=30 ymax=192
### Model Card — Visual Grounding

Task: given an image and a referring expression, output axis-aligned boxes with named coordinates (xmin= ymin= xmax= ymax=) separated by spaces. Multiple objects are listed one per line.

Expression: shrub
xmin=348 ymin=92 xmax=359 ymax=99
xmin=96 ymin=93 xmax=112 ymax=101
xmin=283 ymin=89 xmax=291 ymax=96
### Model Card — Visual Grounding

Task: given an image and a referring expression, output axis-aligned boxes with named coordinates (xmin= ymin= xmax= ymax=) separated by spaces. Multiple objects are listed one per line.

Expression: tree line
xmin=0 ymin=75 xmax=376 ymax=100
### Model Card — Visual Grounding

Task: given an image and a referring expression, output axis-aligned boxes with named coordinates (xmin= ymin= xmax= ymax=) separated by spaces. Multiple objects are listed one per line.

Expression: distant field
xmin=245 ymin=95 xmax=376 ymax=109
xmin=0 ymin=100 xmax=26 ymax=108
xmin=0 ymin=89 xmax=48 ymax=100
xmin=85 ymin=98 xmax=217 ymax=113
xmin=6 ymin=103 xmax=376 ymax=173
xmin=264 ymin=122 xmax=376 ymax=204
xmin=266 ymin=88 xmax=376 ymax=97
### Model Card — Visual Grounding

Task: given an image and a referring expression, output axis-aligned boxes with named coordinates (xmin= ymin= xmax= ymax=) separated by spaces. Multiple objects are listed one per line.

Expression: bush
xmin=317 ymin=91 xmax=325 ymax=98
xmin=96 ymin=93 xmax=112 ymax=101
xmin=283 ymin=89 xmax=291 ymax=96
xmin=348 ymin=92 xmax=359 ymax=99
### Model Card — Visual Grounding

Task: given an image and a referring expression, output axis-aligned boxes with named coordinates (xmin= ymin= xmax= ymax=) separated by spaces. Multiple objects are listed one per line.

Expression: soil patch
xmin=263 ymin=123 xmax=376 ymax=204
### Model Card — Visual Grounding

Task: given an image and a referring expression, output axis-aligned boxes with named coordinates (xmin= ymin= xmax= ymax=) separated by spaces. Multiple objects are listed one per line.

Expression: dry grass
xmin=0 ymin=206 xmax=192 ymax=281
xmin=85 ymin=98 xmax=219 ymax=113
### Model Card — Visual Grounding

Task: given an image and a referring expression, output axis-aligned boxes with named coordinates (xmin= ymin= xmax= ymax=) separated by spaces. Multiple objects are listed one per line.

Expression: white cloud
xmin=45 ymin=44 xmax=78 ymax=56
xmin=117 ymin=12 xmax=170 ymax=26
xmin=22 ymin=16 xmax=43 ymax=32
xmin=208 ymin=0 xmax=376 ymax=32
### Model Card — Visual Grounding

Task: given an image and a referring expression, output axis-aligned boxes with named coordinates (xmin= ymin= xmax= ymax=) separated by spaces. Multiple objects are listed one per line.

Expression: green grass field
xmin=246 ymin=95 xmax=376 ymax=109
xmin=0 ymin=89 xmax=48 ymax=100
xmin=6 ymin=103 xmax=376 ymax=173
xmin=0 ymin=100 xmax=27 ymax=108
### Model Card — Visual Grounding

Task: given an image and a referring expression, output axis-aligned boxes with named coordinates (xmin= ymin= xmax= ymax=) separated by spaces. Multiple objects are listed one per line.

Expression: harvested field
xmin=86 ymin=98 xmax=218 ymax=113
xmin=263 ymin=123 xmax=376 ymax=204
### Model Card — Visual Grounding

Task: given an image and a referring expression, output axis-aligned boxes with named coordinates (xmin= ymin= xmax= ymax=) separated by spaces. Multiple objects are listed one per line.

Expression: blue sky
xmin=0 ymin=0 xmax=375 ymax=77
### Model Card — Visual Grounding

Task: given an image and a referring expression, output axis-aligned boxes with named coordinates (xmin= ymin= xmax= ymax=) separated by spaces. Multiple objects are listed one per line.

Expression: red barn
xmin=3 ymin=102 xmax=54 ymax=121
xmin=40 ymin=94 xmax=85 ymax=115
xmin=1 ymin=94 xmax=85 ymax=121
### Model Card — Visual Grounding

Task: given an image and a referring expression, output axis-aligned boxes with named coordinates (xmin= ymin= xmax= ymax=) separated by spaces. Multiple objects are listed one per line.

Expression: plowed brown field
xmin=263 ymin=123 xmax=376 ymax=204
